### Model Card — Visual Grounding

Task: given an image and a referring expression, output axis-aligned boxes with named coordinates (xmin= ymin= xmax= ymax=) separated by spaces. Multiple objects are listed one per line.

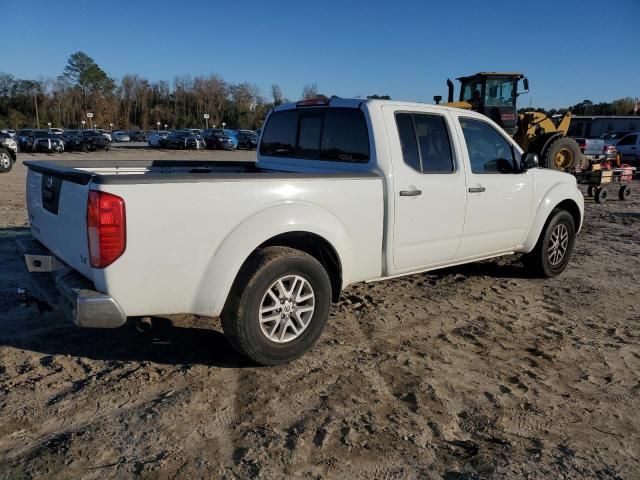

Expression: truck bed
xmin=24 ymin=159 xmax=379 ymax=185
xmin=24 ymin=159 xmax=384 ymax=318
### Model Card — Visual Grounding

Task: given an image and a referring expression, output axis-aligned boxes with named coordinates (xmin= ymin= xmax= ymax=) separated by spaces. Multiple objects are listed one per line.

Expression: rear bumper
xmin=17 ymin=237 xmax=127 ymax=328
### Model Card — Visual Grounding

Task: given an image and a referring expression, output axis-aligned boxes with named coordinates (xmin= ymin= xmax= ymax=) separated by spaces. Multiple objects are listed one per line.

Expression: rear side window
xmin=395 ymin=112 xmax=455 ymax=173
xmin=260 ymin=108 xmax=370 ymax=162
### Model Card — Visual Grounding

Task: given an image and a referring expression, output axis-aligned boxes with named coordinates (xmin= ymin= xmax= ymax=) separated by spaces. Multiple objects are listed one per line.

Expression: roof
xmin=456 ymin=72 xmax=524 ymax=80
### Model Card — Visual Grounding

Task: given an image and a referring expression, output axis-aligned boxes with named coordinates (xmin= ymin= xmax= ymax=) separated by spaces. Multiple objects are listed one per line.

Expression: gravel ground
xmin=0 ymin=150 xmax=639 ymax=479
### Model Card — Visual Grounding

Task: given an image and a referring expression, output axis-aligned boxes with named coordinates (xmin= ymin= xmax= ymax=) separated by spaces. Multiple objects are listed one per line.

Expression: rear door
xmin=383 ymin=105 xmax=467 ymax=272
xmin=453 ymin=116 xmax=533 ymax=259
xmin=26 ymin=166 xmax=93 ymax=277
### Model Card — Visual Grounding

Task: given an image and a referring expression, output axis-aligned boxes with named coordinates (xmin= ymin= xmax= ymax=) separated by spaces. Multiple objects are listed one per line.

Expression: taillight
xmin=87 ymin=191 xmax=126 ymax=268
xmin=578 ymin=142 xmax=586 ymax=153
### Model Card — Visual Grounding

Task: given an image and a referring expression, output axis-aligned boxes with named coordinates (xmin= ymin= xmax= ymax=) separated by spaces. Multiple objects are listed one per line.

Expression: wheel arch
xmin=522 ymin=182 xmax=584 ymax=252
xmin=194 ymin=202 xmax=352 ymax=317
xmin=258 ymin=231 xmax=343 ymax=302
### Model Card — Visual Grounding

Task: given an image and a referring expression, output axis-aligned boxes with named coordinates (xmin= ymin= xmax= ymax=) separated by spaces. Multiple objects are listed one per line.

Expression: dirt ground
xmin=0 ymin=148 xmax=639 ymax=479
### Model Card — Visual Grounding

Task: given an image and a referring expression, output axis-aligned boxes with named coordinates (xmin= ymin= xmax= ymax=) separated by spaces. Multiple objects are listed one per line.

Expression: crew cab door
xmin=383 ymin=105 xmax=467 ymax=272
xmin=453 ymin=116 xmax=533 ymax=258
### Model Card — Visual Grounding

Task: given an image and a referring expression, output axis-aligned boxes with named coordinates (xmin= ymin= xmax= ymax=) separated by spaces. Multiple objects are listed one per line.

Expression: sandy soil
xmin=0 ymin=149 xmax=639 ymax=479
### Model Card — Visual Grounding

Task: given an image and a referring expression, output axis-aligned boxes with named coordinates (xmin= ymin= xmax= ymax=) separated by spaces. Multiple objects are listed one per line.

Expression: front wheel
xmin=545 ymin=137 xmax=580 ymax=170
xmin=523 ymin=209 xmax=576 ymax=278
xmin=0 ymin=149 xmax=12 ymax=173
xmin=221 ymin=246 xmax=332 ymax=365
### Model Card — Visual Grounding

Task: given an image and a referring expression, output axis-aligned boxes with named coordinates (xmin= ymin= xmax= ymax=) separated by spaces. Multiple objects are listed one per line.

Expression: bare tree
xmin=301 ymin=83 xmax=318 ymax=100
xmin=271 ymin=84 xmax=284 ymax=106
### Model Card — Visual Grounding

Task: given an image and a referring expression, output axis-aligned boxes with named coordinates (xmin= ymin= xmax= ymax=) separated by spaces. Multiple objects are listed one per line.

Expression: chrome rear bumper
xmin=17 ymin=237 xmax=127 ymax=328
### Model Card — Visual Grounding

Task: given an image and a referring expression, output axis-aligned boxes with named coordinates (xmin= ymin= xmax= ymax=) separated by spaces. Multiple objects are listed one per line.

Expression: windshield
xmin=461 ymin=79 xmax=483 ymax=103
xmin=484 ymin=78 xmax=515 ymax=106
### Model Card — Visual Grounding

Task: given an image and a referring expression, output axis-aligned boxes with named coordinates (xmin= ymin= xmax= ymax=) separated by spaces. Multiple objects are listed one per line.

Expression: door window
xmin=617 ymin=134 xmax=637 ymax=146
xmin=459 ymin=118 xmax=516 ymax=173
xmin=395 ymin=113 xmax=455 ymax=173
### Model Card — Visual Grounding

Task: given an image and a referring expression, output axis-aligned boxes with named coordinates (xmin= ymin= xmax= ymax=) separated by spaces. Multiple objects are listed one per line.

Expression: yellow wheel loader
xmin=436 ymin=72 xmax=581 ymax=170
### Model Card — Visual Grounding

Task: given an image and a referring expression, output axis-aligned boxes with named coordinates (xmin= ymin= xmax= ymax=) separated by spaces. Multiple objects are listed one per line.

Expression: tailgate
xmin=26 ymin=164 xmax=94 ymax=279
xmin=585 ymin=139 xmax=604 ymax=155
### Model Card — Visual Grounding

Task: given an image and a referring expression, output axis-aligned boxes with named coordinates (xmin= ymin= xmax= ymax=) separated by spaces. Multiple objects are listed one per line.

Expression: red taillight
xmin=578 ymin=142 xmax=586 ymax=152
xmin=87 ymin=191 xmax=126 ymax=268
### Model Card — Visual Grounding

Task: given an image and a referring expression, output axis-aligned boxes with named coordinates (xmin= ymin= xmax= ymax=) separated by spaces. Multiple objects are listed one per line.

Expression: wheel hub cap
xmin=548 ymin=224 xmax=569 ymax=266
xmin=554 ymin=148 xmax=574 ymax=169
xmin=259 ymin=275 xmax=315 ymax=343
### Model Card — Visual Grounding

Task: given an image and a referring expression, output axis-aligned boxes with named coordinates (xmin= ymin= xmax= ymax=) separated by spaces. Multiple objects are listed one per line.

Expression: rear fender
xmin=193 ymin=202 xmax=351 ymax=317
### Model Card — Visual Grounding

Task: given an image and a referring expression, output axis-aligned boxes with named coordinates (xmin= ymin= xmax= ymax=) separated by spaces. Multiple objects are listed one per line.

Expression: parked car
xmin=72 ymin=130 xmax=112 ymax=151
xmin=127 ymin=130 xmax=147 ymax=142
xmin=615 ymin=132 xmax=640 ymax=165
xmin=17 ymin=129 xmax=35 ymax=152
xmin=0 ymin=132 xmax=17 ymax=172
xmin=1 ymin=129 xmax=16 ymax=138
xmin=32 ymin=131 xmax=65 ymax=153
xmin=147 ymin=131 xmax=170 ymax=148
xmin=576 ymin=138 xmax=618 ymax=163
xmin=91 ymin=129 xmax=112 ymax=142
xmin=158 ymin=131 xmax=206 ymax=149
xmin=20 ymin=98 xmax=584 ymax=365
xmin=49 ymin=128 xmax=64 ymax=135
xmin=112 ymin=131 xmax=131 ymax=142
xmin=216 ymin=129 xmax=238 ymax=148
xmin=201 ymin=129 xmax=236 ymax=150
xmin=235 ymin=131 xmax=259 ymax=150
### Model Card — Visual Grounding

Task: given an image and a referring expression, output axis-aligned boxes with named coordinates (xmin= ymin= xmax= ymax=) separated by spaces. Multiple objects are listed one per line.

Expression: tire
xmin=618 ymin=185 xmax=631 ymax=201
xmin=587 ymin=185 xmax=594 ymax=197
xmin=81 ymin=143 xmax=88 ymax=153
xmin=0 ymin=149 xmax=12 ymax=173
xmin=595 ymin=187 xmax=608 ymax=204
xmin=545 ymin=137 xmax=580 ymax=170
xmin=221 ymin=246 xmax=332 ymax=365
xmin=523 ymin=209 xmax=576 ymax=278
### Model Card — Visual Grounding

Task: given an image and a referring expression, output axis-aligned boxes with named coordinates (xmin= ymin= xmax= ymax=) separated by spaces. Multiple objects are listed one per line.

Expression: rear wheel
xmin=523 ymin=209 xmax=576 ymax=278
xmin=0 ymin=149 xmax=12 ymax=173
xmin=595 ymin=187 xmax=608 ymax=204
xmin=545 ymin=137 xmax=581 ymax=170
xmin=221 ymin=246 xmax=331 ymax=365
xmin=587 ymin=185 xmax=594 ymax=197
xmin=619 ymin=185 xmax=631 ymax=201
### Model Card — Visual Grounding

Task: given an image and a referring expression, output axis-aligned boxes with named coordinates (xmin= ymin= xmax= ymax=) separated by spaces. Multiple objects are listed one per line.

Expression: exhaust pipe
xmin=447 ymin=79 xmax=454 ymax=103
xmin=135 ymin=316 xmax=153 ymax=333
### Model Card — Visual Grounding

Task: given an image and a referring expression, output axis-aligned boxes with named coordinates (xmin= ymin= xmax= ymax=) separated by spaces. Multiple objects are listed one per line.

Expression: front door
xmin=383 ymin=106 xmax=467 ymax=273
xmin=454 ymin=116 xmax=533 ymax=259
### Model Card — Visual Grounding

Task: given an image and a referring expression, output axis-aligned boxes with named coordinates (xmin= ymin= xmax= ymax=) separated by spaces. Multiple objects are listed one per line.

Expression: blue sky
xmin=4 ymin=0 xmax=639 ymax=109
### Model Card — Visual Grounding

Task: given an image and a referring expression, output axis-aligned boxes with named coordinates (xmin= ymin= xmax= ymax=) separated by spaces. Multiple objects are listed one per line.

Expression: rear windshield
xmin=260 ymin=107 xmax=370 ymax=163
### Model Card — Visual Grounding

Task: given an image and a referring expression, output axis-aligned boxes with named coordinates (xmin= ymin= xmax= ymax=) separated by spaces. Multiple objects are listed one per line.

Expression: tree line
xmin=519 ymin=98 xmax=638 ymax=117
xmin=0 ymin=52 xmax=307 ymax=131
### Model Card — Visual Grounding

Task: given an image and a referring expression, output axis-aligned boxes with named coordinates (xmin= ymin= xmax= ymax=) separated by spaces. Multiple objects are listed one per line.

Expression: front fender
xmin=193 ymin=201 xmax=352 ymax=317
xmin=521 ymin=172 xmax=584 ymax=252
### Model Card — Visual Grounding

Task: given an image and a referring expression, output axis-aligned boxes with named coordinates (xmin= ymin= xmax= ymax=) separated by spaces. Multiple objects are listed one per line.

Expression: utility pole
xmin=34 ymin=91 xmax=40 ymax=129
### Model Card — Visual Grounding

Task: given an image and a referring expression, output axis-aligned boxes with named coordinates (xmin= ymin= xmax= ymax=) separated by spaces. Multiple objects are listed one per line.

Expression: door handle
xmin=399 ymin=189 xmax=422 ymax=197
xmin=468 ymin=186 xmax=486 ymax=193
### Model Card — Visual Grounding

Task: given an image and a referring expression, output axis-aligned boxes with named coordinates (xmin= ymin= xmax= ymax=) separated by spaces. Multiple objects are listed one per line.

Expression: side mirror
xmin=523 ymin=78 xmax=529 ymax=92
xmin=433 ymin=95 xmax=442 ymax=105
xmin=521 ymin=152 xmax=539 ymax=170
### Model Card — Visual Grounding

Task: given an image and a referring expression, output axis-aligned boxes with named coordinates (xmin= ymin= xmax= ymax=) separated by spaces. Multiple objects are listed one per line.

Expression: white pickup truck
xmin=21 ymin=98 xmax=584 ymax=364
